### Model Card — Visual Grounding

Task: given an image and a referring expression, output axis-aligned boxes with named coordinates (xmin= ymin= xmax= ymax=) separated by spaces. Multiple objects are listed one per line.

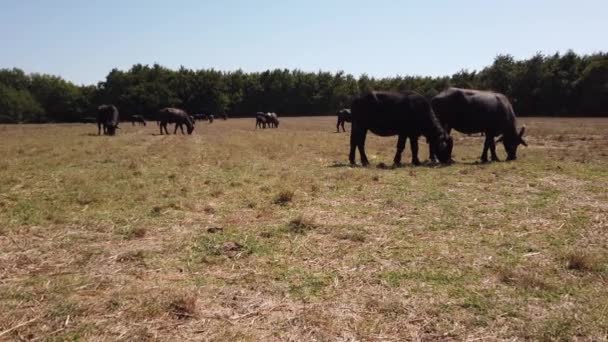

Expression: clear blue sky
xmin=1 ymin=0 xmax=606 ymax=85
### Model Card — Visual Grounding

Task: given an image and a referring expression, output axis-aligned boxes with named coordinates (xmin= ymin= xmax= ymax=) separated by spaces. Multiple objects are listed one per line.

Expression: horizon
xmin=1 ymin=0 xmax=606 ymax=85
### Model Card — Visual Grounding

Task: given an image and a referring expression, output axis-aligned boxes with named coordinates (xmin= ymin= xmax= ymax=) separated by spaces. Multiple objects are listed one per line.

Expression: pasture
xmin=0 ymin=117 xmax=607 ymax=341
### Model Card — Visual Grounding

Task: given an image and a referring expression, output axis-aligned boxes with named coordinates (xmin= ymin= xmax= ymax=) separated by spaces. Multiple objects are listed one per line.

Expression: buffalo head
xmin=106 ymin=124 xmax=119 ymax=136
xmin=497 ymin=126 xmax=527 ymax=160
xmin=433 ymin=134 xmax=454 ymax=164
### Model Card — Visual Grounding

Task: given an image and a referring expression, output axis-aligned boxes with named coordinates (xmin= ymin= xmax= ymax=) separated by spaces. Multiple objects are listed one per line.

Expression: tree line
xmin=0 ymin=50 xmax=606 ymax=123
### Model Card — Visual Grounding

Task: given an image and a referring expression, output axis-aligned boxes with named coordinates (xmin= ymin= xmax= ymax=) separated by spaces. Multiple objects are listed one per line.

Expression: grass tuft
xmin=273 ymin=189 xmax=295 ymax=205
xmin=286 ymin=214 xmax=316 ymax=234
xmin=168 ymin=295 xmax=197 ymax=319
xmin=564 ymin=251 xmax=604 ymax=273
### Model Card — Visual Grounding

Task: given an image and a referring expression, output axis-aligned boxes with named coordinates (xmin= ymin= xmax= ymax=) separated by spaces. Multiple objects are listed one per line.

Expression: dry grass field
xmin=0 ymin=116 xmax=607 ymax=341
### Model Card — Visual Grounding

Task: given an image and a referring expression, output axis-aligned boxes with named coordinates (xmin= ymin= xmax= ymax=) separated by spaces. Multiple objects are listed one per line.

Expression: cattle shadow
xmin=460 ymin=160 xmax=505 ymax=166
xmin=329 ymin=162 xmax=352 ymax=168
xmin=328 ymin=161 xmax=450 ymax=170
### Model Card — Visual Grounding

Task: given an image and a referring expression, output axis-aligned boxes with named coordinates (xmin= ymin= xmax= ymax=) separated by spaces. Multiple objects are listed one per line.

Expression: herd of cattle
xmin=96 ymin=87 xmax=527 ymax=164
xmin=96 ymin=107 xmax=227 ymax=136
xmin=255 ymin=112 xmax=279 ymax=128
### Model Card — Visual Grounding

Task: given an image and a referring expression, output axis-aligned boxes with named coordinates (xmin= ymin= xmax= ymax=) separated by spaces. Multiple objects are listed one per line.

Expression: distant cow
xmin=266 ymin=112 xmax=279 ymax=128
xmin=193 ymin=113 xmax=214 ymax=123
xmin=256 ymin=112 xmax=268 ymax=129
xmin=193 ymin=113 xmax=206 ymax=122
xmin=431 ymin=88 xmax=527 ymax=162
xmin=336 ymin=108 xmax=351 ymax=132
xmin=350 ymin=91 xmax=453 ymax=166
xmin=131 ymin=115 xmax=146 ymax=126
xmin=97 ymin=105 xmax=120 ymax=136
xmin=158 ymin=108 xmax=195 ymax=135
xmin=219 ymin=113 xmax=228 ymax=120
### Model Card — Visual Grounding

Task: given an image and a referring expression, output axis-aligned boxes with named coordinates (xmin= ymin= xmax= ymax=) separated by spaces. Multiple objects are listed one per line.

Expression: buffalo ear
xmin=519 ymin=126 xmax=526 ymax=138
xmin=520 ymin=138 xmax=528 ymax=147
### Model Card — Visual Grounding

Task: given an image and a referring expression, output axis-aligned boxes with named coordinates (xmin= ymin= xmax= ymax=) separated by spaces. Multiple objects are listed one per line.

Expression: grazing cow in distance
xmin=97 ymin=104 xmax=120 ymax=136
xmin=430 ymin=88 xmax=527 ymax=162
xmin=256 ymin=112 xmax=268 ymax=128
xmin=350 ymin=91 xmax=453 ymax=166
xmin=131 ymin=115 xmax=146 ymax=126
xmin=193 ymin=114 xmax=205 ymax=121
xmin=336 ymin=108 xmax=351 ymax=132
xmin=193 ymin=113 xmax=215 ymax=123
xmin=266 ymin=112 xmax=279 ymax=128
xmin=158 ymin=108 xmax=195 ymax=135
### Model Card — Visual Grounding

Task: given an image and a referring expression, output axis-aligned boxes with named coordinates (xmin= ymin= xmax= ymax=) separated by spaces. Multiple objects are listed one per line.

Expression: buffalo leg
xmin=393 ymin=134 xmax=407 ymax=166
xmin=341 ymin=121 xmax=346 ymax=132
xmin=489 ymin=134 xmax=500 ymax=162
xmin=481 ymin=134 xmax=493 ymax=162
xmin=336 ymin=119 xmax=340 ymax=133
xmin=428 ymin=143 xmax=438 ymax=163
xmin=410 ymin=136 xmax=421 ymax=166
xmin=357 ymin=128 xmax=370 ymax=166
xmin=349 ymin=124 xmax=369 ymax=166
xmin=349 ymin=124 xmax=358 ymax=165
xmin=98 ymin=123 xmax=102 ymax=135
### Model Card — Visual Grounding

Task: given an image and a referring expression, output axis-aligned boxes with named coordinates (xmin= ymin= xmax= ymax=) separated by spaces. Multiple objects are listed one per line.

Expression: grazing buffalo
xmin=158 ymin=108 xmax=195 ymax=135
xmin=219 ymin=113 xmax=228 ymax=120
xmin=97 ymin=105 xmax=120 ymax=136
xmin=255 ymin=112 xmax=268 ymax=128
xmin=131 ymin=115 xmax=146 ymax=126
xmin=431 ymin=88 xmax=527 ymax=162
xmin=350 ymin=91 xmax=453 ymax=166
xmin=336 ymin=108 xmax=351 ymax=132
xmin=193 ymin=113 xmax=215 ymax=123
xmin=266 ymin=112 xmax=279 ymax=128
xmin=193 ymin=113 xmax=206 ymax=122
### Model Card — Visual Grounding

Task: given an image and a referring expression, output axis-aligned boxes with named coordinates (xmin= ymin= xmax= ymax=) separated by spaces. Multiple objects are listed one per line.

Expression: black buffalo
xmin=255 ymin=112 xmax=268 ymax=128
xmin=349 ymin=91 xmax=453 ymax=166
xmin=431 ymin=88 xmax=527 ymax=162
xmin=131 ymin=115 xmax=146 ymax=126
xmin=193 ymin=113 xmax=206 ymax=122
xmin=97 ymin=105 xmax=120 ymax=136
xmin=336 ymin=108 xmax=351 ymax=132
xmin=158 ymin=108 xmax=195 ymax=135
xmin=266 ymin=112 xmax=279 ymax=128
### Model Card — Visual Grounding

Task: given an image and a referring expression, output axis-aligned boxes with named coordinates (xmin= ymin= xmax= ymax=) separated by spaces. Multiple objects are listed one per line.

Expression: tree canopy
xmin=0 ymin=51 xmax=606 ymax=123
